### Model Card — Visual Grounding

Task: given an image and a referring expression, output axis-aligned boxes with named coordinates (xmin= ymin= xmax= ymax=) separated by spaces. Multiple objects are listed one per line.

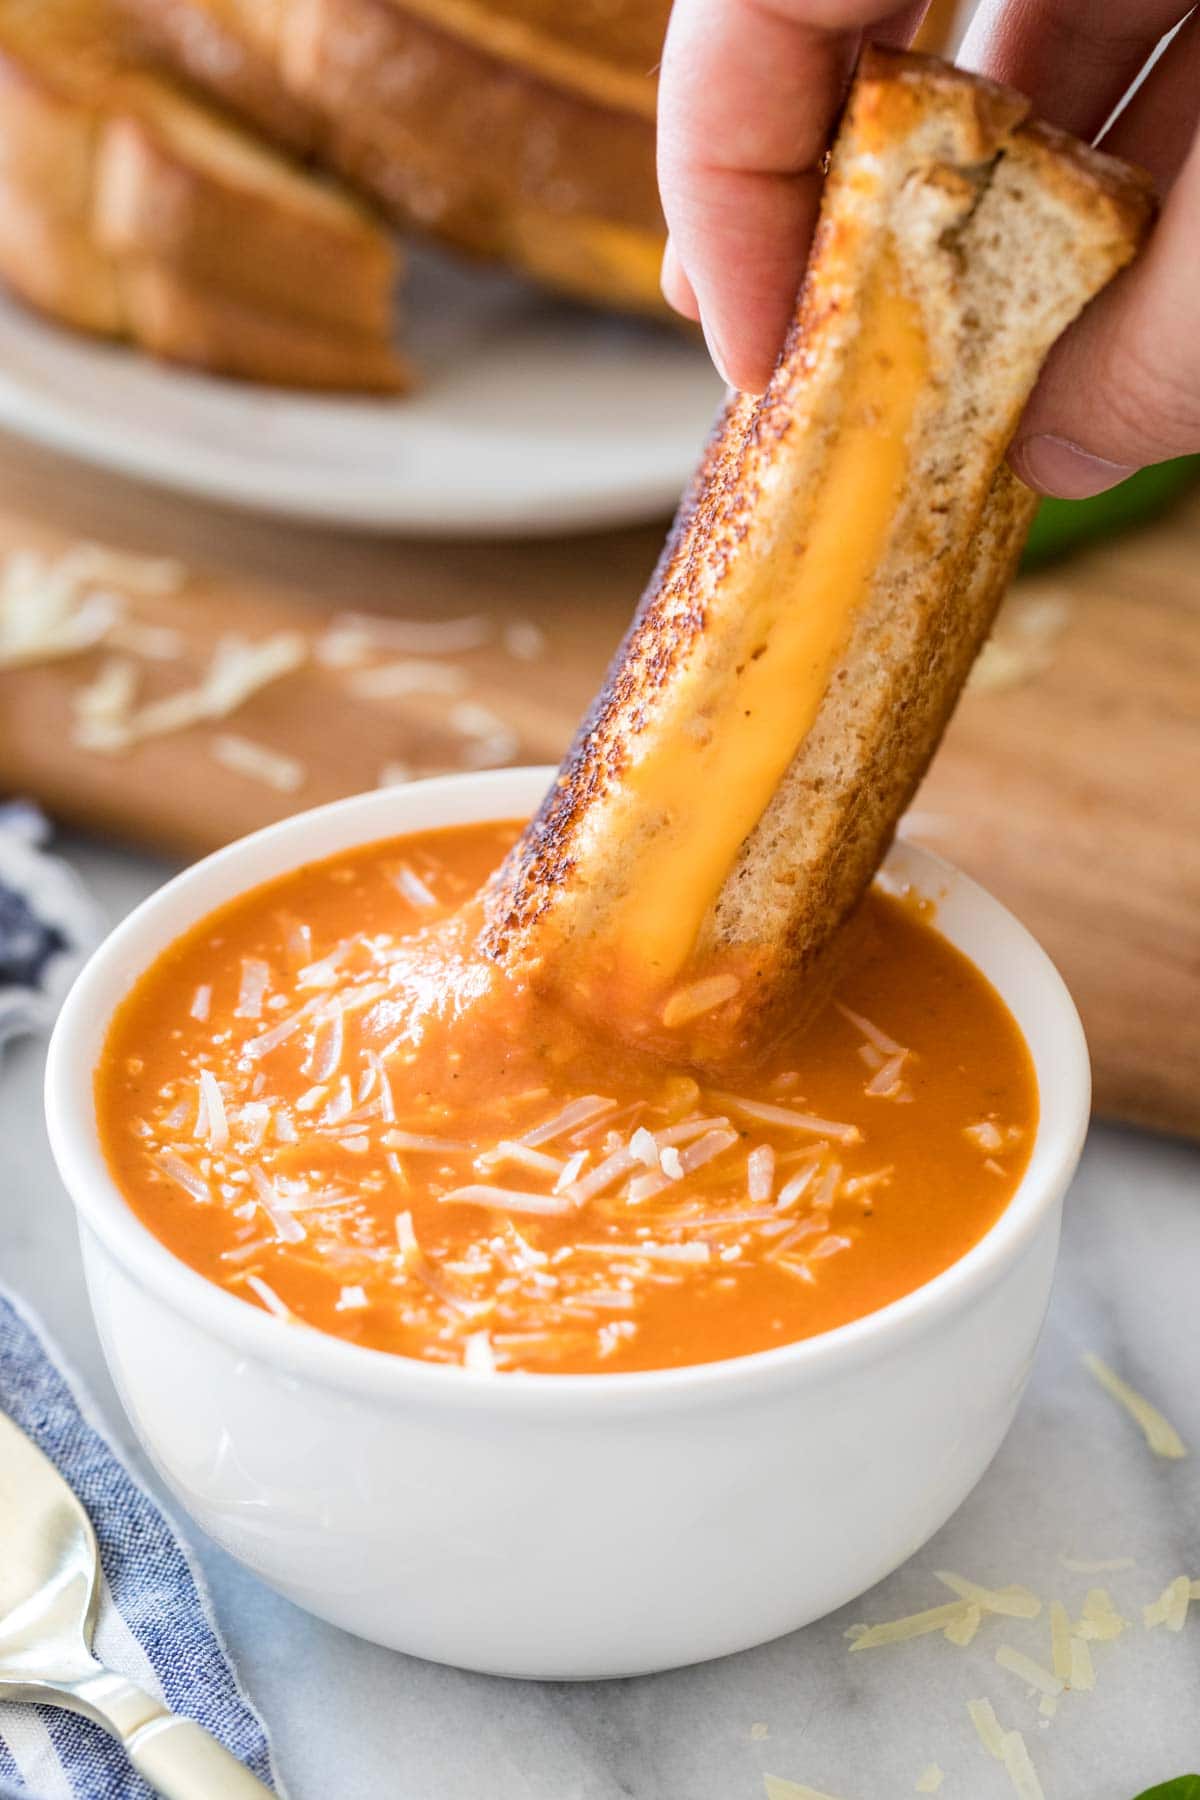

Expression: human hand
xmin=657 ymin=0 xmax=1200 ymax=498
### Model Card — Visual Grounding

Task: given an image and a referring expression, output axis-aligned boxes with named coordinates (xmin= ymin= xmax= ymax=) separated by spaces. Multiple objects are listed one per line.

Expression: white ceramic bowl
xmin=45 ymin=769 xmax=1090 ymax=1680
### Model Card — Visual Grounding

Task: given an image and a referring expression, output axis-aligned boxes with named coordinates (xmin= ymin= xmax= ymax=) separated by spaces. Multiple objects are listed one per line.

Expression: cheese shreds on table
xmin=1050 ymin=1600 xmax=1072 ymax=1682
xmin=348 ymin=659 xmax=468 ymax=700
xmin=943 ymin=1602 xmax=983 ymax=1647
xmin=1000 ymin=1729 xmax=1046 ymax=1800
xmin=1082 ymin=1352 xmax=1188 ymax=1458
xmin=1059 ymin=1555 xmax=1136 ymax=1574
xmin=55 ymin=543 xmax=185 ymax=596
xmin=1068 ymin=1634 xmax=1096 ymax=1691
xmin=914 ymin=1767 xmax=944 ymax=1794
xmin=211 ymin=733 xmax=307 ymax=793
xmin=1144 ymin=1575 xmax=1193 ymax=1632
xmin=0 ymin=542 xmax=184 ymax=671
xmin=1077 ymin=1587 xmax=1129 ymax=1641
xmin=75 ymin=631 xmax=308 ymax=753
xmin=848 ymin=1600 xmax=977 ymax=1650
xmin=994 ymin=1645 xmax=1062 ymax=1698
xmin=315 ymin=611 xmax=493 ymax=664
xmin=935 ymin=1571 xmax=1042 ymax=1618
xmin=970 ymin=1700 xmax=1046 ymax=1800
xmin=763 ymin=1778 xmax=847 ymax=1800
xmin=74 ymin=657 xmax=139 ymax=732
xmin=967 ymin=590 xmax=1070 ymax=695
xmin=969 ymin=1697 xmax=1006 ymax=1760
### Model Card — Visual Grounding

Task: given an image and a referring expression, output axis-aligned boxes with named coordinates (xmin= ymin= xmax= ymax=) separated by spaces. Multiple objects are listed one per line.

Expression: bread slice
xmin=119 ymin=260 xmax=409 ymax=388
xmin=0 ymin=0 xmax=407 ymax=390
xmin=94 ymin=86 xmax=397 ymax=336
xmin=117 ymin=0 xmax=320 ymax=155
xmin=480 ymin=48 xmax=1154 ymax=1062
xmin=118 ymin=0 xmax=671 ymax=316
xmin=0 ymin=182 xmax=124 ymax=333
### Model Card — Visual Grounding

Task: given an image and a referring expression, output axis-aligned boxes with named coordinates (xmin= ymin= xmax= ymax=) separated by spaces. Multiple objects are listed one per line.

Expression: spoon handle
xmin=124 ymin=1713 xmax=275 ymax=1799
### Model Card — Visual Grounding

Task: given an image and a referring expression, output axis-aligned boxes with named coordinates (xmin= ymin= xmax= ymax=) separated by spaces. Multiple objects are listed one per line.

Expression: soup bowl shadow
xmin=45 ymin=768 xmax=1090 ymax=1680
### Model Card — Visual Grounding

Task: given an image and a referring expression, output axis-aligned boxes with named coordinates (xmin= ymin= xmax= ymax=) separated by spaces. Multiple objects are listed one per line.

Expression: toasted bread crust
xmin=481 ymin=47 xmax=1154 ymax=1056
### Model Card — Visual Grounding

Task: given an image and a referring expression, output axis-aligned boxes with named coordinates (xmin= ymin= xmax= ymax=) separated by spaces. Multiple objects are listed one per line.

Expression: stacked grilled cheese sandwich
xmin=119 ymin=0 xmax=672 ymax=316
xmin=0 ymin=0 xmax=407 ymax=388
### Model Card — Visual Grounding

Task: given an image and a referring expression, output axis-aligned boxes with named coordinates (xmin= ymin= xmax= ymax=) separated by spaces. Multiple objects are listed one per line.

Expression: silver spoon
xmin=0 ymin=1407 xmax=273 ymax=1798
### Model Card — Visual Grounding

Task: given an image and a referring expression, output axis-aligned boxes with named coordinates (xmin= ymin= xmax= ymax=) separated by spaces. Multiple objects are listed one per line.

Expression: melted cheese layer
xmin=606 ymin=257 xmax=929 ymax=993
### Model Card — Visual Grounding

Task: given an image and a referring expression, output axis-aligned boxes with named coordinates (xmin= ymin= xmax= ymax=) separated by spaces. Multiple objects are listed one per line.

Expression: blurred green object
xmin=1020 ymin=455 xmax=1200 ymax=569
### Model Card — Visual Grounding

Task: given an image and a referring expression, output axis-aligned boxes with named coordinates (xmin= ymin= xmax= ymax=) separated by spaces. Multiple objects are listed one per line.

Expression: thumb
xmin=1009 ymin=131 xmax=1200 ymax=499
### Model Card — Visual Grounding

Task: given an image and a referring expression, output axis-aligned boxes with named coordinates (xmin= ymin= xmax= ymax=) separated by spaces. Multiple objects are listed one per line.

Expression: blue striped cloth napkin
xmin=0 ymin=1286 xmax=283 ymax=1799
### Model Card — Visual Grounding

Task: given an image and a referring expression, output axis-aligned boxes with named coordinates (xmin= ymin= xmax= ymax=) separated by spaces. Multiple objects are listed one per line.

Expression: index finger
xmin=657 ymin=0 xmax=927 ymax=393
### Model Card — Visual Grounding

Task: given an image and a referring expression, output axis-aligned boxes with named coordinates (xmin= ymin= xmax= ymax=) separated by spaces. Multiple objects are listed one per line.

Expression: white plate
xmin=0 ymin=248 xmax=723 ymax=537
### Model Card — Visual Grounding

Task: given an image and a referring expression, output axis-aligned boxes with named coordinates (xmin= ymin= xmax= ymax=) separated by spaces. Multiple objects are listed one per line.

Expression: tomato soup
xmin=97 ymin=821 xmax=1037 ymax=1375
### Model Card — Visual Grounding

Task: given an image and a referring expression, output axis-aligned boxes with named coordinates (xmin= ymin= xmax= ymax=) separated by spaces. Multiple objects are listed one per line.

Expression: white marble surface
xmin=4 ymin=834 xmax=1199 ymax=1800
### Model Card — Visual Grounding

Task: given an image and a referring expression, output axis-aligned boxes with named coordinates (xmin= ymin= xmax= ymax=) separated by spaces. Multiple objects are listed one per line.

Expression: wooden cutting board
xmin=0 ymin=431 xmax=1196 ymax=1139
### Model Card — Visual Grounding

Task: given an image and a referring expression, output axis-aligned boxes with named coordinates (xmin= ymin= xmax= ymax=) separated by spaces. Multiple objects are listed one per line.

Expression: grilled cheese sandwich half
xmin=481 ymin=48 xmax=1154 ymax=1063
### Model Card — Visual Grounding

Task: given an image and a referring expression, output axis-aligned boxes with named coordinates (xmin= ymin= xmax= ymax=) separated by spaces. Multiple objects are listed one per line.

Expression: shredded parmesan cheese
xmin=0 ymin=547 xmax=123 ymax=669
xmin=747 ymin=1145 xmax=775 ymax=1203
xmin=849 ymin=1601 xmax=975 ymax=1651
xmin=235 ymin=958 xmax=271 ymax=1020
xmin=439 ymin=1185 xmax=576 ymax=1218
xmin=504 ymin=620 xmax=546 ymax=661
xmin=388 ymin=863 xmax=439 ymax=909
xmin=1144 ymin=1575 xmax=1192 ymax=1632
xmin=1076 ymin=1588 xmax=1128 ymax=1642
xmin=994 ymin=1645 xmax=1062 ymax=1697
xmin=519 ymin=1096 xmax=616 ymax=1147
xmin=943 ymin=1603 xmax=982 ymax=1647
xmin=1068 ymin=1635 xmax=1095 ymax=1691
xmin=935 ymin=1571 xmax=1042 ymax=1618
xmin=463 ymin=1331 xmax=497 ymax=1374
xmin=964 ymin=1119 xmax=1005 ymax=1152
xmin=712 ymin=1092 xmax=860 ymax=1146
xmin=155 ymin=1152 xmax=210 ymax=1204
xmin=349 ymin=660 xmax=467 ymax=699
xmin=969 ymin=590 xmax=1069 ymax=696
xmin=80 ymin=631 xmax=307 ymax=752
xmin=1082 ymin=1352 xmax=1188 ymax=1458
xmin=1050 ymin=1600 xmax=1072 ymax=1682
xmin=661 ymin=973 xmax=741 ymax=1027
xmin=196 ymin=1070 xmax=228 ymax=1152
xmin=318 ymin=611 xmax=491 ymax=662
xmin=211 ymin=732 xmax=306 ymax=793
xmin=245 ymin=1274 xmax=292 ymax=1320
xmin=999 ymin=1728 xmax=1045 ymax=1800
xmin=763 ymin=1779 xmax=846 ymax=1800
xmin=1059 ymin=1556 xmax=1135 ymax=1574
xmin=58 ymin=543 xmax=184 ymax=595
xmin=968 ymin=1698 xmax=1006 ymax=1759
xmin=914 ymin=1767 xmax=943 ymax=1793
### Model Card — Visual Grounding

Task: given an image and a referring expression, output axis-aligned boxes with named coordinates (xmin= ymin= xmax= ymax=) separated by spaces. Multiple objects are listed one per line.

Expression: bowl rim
xmin=45 ymin=767 xmax=1091 ymax=1415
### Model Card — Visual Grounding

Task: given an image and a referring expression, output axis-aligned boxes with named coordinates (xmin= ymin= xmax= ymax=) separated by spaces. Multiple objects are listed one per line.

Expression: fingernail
xmin=700 ymin=316 xmax=734 ymax=390
xmin=660 ymin=236 xmax=682 ymax=303
xmin=1010 ymin=434 xmax=1137 ymax=499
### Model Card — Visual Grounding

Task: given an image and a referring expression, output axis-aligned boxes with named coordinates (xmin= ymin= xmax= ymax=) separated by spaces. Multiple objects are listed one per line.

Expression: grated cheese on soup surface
xmin=97 ymin=820 xmax=1036 ymax=1375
